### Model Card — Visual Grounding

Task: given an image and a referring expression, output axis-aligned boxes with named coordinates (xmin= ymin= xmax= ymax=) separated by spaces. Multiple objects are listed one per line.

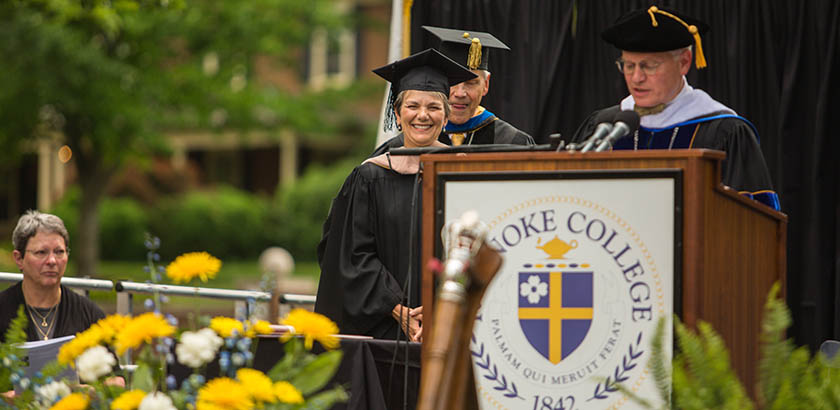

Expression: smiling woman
xmin=0 ymin=210 xmax=105 ymax=342
xmin=315 ymin=49 xmax=474 ymax=341
xmin=395 ymin=89 xmax=450 ymax=148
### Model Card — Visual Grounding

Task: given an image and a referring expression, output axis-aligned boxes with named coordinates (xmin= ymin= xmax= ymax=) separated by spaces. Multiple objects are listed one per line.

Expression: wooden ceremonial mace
xmin=417 ymin=211 xmax=503 ymax=410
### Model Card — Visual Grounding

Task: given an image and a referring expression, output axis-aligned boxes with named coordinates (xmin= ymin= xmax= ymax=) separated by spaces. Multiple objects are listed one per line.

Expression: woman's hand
xmin=392 ymin=304 xmax=423 ymax=342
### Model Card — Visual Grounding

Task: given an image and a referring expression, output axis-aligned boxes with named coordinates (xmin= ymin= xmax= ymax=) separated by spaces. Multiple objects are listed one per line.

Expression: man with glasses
xmin=571 ymin=6 xmax=779 ymax=210
xmin=0 ymin=210 xmax=105 ymax=343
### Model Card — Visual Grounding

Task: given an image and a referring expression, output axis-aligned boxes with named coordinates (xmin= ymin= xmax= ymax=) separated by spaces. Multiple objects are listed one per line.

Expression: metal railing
xmin=1 ymin=272 xmax=114 ymax=293
xmin=0 ymin=272 xmax=315 ymax=319
xmin=114 ymin=280 xmax=315 ymax=317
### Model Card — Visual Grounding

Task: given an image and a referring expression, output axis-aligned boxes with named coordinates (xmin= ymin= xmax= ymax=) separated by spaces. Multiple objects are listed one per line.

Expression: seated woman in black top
xmin=0 ymin=210 xmax=105 ymax=342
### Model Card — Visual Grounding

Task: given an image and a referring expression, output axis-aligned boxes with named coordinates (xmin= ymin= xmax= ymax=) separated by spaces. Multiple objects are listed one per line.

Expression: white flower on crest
xmin=34 ymin=381 xmax=71 ymax=408
xmin=76 ymin=345 xmax=116 ymax=383
xmin=176 ymin=327 xmax=224 ymax=368
xmin=139 ymin=391 xmax=176 ymax=410
xmin=520 ymin=275 xmax=548 ymax=304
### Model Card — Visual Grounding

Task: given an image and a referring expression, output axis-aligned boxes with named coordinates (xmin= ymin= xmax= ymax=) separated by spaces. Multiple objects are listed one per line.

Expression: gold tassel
xmin=648 ymin=6 xmax=708 ymax=69
xmin=689 ymin=25 xmax=707 ymax=68
xmin=467 ymin=37 xmax=482 ymax=70
xmin=647 ymin=6 xmax=659 ymax=26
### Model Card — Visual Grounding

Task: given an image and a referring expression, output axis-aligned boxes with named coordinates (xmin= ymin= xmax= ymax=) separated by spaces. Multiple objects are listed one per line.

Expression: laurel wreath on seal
xmin=588 ymin=331 xmax=645 ymax=401
xmin=470 ymin=335 xmax=525 ymax=400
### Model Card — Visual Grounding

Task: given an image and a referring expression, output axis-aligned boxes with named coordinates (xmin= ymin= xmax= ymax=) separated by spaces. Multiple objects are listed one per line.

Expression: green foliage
xmin=754 ymin=283 xmax=840 ymax=409
xmin=268 ymin=158 xmax=360 ymax=261
xmin=150 ymin=186 xmax=270 ymax=260
xmin=47 ymin=155 xmax=361 ymax=263
xmin=631 ymin=282 xmax=840 ymax=409
xmin=0 ymin=0 xmax=358 ymax=276
xmin=266 ymin=336 xmax=345 ymax=409
xmin=51 ymin=187 xmax=149 ymax=260
xmin=51 ymin=186 xmax=81 ymax=245
xmin=0 ymin=306 xmax=28 ymax=392
xmin=290 ymin=349 xmax=343 ymax=396
xmin=672 ymin=321 xmax=753 ymax=409
xmin=100 ymin=196 xmax=150 ymax=260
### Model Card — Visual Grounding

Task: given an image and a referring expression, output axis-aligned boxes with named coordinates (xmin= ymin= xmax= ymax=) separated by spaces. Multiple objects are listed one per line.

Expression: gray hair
xmin=12 ymin=210 xmax=69 ymax=254
xmin=393 ymin=90 xmax=452 ymax=119
xmin=670 ymin=46 xmax=693 ymax=59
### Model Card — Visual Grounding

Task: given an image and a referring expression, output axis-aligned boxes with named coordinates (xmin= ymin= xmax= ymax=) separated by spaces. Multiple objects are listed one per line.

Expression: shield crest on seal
xmin=518 ymin=269 xmax=593 ymax=364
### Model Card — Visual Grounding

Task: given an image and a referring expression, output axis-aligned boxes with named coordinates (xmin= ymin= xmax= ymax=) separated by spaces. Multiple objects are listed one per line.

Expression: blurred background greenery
xmin=0 ymin=0 xmax=394 ymax=315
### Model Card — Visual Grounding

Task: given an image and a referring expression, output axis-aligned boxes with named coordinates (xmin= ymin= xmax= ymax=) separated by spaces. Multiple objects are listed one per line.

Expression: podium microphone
xmin=577 ymin=111 xmax=615 ymax=152
xmin=595 ymin=110 xmax=641 ymax=152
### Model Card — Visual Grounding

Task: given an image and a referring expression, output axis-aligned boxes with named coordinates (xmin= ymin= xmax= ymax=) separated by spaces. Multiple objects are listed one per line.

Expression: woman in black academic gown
xmin=315 ymin=49 xmax=476 ymax=341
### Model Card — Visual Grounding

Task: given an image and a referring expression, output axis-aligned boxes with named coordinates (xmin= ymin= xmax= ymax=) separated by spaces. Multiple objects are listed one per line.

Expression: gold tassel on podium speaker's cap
xmin=467 ymin=37 xmax=482 ymax=70
xmin=647 ymin=6 xmax=707 ymax=69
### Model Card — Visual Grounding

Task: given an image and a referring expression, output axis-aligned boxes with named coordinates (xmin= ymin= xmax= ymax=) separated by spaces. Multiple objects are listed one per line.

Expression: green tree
xmin=0 ymin=0 xmax=350 ymax=274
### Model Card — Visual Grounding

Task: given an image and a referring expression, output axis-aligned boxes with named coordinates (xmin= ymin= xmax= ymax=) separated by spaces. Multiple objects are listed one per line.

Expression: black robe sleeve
xmin=316 ymin=165 xmax=409 ymax=338
xmin=691 ymin=117 xmax=780 ymax=209
xmin=490 ymin=119 xmax=535 ymax=145
xmin=570 ymin=106 xmax=621 ymax=144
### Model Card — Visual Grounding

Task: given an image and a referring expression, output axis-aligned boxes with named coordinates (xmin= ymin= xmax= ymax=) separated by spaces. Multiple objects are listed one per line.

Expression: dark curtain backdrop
xmin=411 ymin=0 xmax=840 ymax=351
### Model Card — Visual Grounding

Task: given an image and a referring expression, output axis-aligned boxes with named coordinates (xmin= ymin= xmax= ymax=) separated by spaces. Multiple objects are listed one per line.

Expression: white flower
xmin=76 ymin=345 xmax=116 ymax=383
xmin=35 ymin=381 xmax=71 ymax=408
xmin=176 ymin=327 xmax=223 ymax=368
xmin=138 ymin=392 xmax=177 ymax=410
xmin=520 ymin=275 xmax=548 ymax=304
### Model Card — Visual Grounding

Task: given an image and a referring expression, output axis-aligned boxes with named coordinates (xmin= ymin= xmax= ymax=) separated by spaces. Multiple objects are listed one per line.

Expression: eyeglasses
xmin=26 ymin=248 xmax=69 ymax=260
xmin=615 ymin=59 xmax=663 ymax=76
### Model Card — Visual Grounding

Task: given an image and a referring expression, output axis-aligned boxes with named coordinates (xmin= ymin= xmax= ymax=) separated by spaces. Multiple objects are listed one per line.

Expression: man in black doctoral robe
xmin=570 ymin=6 xmax=779 ymax=210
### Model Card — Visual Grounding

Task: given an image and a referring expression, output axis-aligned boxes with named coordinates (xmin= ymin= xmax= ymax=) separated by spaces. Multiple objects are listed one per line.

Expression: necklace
xmin=28 ymin=303 xmax=56 ymax=326
xmin=27 ymin=304 xmax=57 ymax=340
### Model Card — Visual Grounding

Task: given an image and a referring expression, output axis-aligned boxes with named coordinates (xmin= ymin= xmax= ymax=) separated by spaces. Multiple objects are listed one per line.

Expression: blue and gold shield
xmin=518 ymin=269 xmax=593 ymax=364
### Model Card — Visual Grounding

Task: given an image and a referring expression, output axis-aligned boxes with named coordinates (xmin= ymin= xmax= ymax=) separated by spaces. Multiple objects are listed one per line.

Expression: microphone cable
xmin=387 ymin=164 xmax=422 ymax=410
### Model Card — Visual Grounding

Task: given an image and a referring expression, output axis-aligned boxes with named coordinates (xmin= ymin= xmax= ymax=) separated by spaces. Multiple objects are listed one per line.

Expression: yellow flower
xmin=49 ymin=392 xmax=89 ymax=410
xmin=273 ymin=381 xmax=304 ymax=404
xmin=166 ymin=252 xmax=222 ymax=284
xmin=210 ymin=317 xmax=244 ymax=338
xmin=197 ymin=377 xmax=254 ymax=410
xmin=58 ymin=325 xmax=106 ymax=365
xmin=195 ymin=403 xmax=227 ymax=410
xmin=115 ymin=313 xmax=176 ymax=355
xmin=236 ymin=368 xmax=276 ymax=404
xmin=97 ymin=314 xmax=132 ymax=343
xmin=281 ymin=308 xmax=339 ymax=350
xmin=110 ymin=390 xmax=146 ymax=410
xmin=245 ymin=319 xmax=273 ymax=338
xmin=252 ymin=319 xmax=273 ymax=335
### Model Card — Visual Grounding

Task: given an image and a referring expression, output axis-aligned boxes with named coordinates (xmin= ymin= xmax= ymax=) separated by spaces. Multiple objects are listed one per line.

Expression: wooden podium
xmin=419 ymin=149 xmax=786 ymax=398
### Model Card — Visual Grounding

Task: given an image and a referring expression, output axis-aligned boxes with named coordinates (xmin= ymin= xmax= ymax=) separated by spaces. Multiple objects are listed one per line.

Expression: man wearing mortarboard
xmin=372 ymin=27 xmax=533 ymax=155
xmin=426 ymin=26 xmax=534 ymax=146
xmin=571 ymin=6 xmax=780 ymax=211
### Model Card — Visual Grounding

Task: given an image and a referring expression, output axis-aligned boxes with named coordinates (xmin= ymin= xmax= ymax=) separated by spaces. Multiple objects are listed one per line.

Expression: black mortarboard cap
xmin=373 ymin=48 xmax=477 ymax=96
xmin=373 ymin=49 xmax=476 ymax=131
xmin=602 ymin=6 xmax=710 ymax=68
xmin=422 ymin=26 xmax=510 ymax=71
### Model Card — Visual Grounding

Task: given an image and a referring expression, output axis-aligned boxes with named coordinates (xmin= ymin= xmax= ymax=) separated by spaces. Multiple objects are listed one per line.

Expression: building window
xmin=307 ymin=4 xmax=357 ymax=90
